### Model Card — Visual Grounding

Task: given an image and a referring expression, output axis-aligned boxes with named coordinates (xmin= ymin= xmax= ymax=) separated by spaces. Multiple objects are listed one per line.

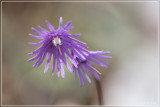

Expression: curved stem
xmin=95 ymin=79 xmax=103 ymax=105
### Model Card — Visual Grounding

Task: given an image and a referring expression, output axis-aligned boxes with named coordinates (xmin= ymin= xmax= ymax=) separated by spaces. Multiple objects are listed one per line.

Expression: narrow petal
xmin=57 ymin=57 xmax=61 ymax=78
xmin=66 ymin=26 xmax=74 ymax=31
xmin=76 ymin=44 xmax=88 ymax=49
xmin=61 ymin=48 xmax=72 ymax=72
xmin=73 ymin=46 xmax=89 ymax=56
xmin=62 ymin=26 xmax=74 ymax=33
xmin=33 ymin=45 xmax=51 ymax=67
xmin=38 ymin=26 xmax=49 ymax=34
xmin=27 ymin=44 xmax=50 ymax=61
xmin=28 ymin=40 xmax=44 ymax=46
xmin=52 ymin=50 xmax=56 ymax=76
xmin=62 ymin=57 xmax=72 ymax=73
xmin=28 ymin=41 xmax=51 ymax=55
xmin=59 ymin=17 xmax=63 ymax=27
xmin=44 ymin=50 xmax=52 ymax=73
xmin=72 ymin=41 xmax=88 ymax=50
xmin=33 ymin=51 xmax=47 ymax=68
xmin=45 ymin=20 xmax=55 ymax=32
xmin=88 ymin=57 xmax=108 ymax=68
xmin=60 ymin=59 xmax=65 ymax=78
xmin=86 ymin=62 xmax=101 ymax=75
xmin=63 ymin=42 xmax=87 ymax=60
xmin=62 ymin=46 xmax=78 ymax=68
xmin=90 ymin=51 xmax=110 ymax=55
xmin=71 ymin=48 xmax=86 ymax=60
xmin=29 ymin=33 xmax=43 ymax=39
xmin=27 ymin=54 xmax=40 ymax=62
xmin=81 ymin=66 xmax=91 ymax=84
xmin=73 ymin=66 xmax=77 ymax=80
xmin=57 ymin=17 xmax=63 ymax=32
xmin=64 ymin=21 xmax=72 ymax=29
xmin=92 ymin=55 xmax=110 ymax=65
xmin=67 ymin=37 xmax=87 ymax=45
xmin=58 ymin=46 xmax=62 ymax=56
xmin=28 ymin=43 xmax=48 ymax=55
xmin=77 ymin=69 xmax=85 ymax=87
xmin=98 ymin=55 xmax=112 ymax=59
xmin=67 ymin=33 xmax=81 ymax=37
xmin=84 ymin=64 xmax=100 ymax=80
xmin=32 ymin=27 xmax=42 ymax=36
xmin=63 ymin=40 xmax=88 ymax=51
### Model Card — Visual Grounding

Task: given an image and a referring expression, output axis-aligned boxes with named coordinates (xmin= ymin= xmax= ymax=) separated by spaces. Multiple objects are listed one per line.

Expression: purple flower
xmin=73 ymin=51 xmax=112 ymax=87
xmin=27 ymin=17 xmax=89 ymax=78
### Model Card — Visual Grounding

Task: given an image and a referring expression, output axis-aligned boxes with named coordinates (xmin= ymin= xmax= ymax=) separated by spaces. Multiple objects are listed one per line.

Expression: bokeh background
xmin=2 ymin=1 xmax=159 ymax=106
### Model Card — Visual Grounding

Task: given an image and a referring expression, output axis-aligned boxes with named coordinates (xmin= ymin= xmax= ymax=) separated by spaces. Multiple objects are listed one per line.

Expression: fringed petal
xmin=45 ymin=20 xmax=55 ymax=32
xmin=62 ymin=46 xmax=78 ymax=68
xmin=73 ymin=66 xmax=77 ymax=80
xmin=98 ymin=55 xmax=112 ymax=59
xmin=88 ymin=57 xmax=108 ymax=68
xmin=44 ymin=49 xmax=52 ymax=73
xmin=33 ymin=44 xmax=51 ymax=67
xmin=28 ymin=40 xmax=44 ymax=46
xmin=77 ymin=69 xmax=85 ymax=87
xmin=84 ymin=64 xmax=100 ymax=80
xmin=32 ymin=27 xmax=42 ymax=36
xmin=38 ymin=26 xmax=49 ymax=34
xmin=60 ymin=59 xmax=65 ymax=78
xmin=29 ymin=33 xmax=43 ymax=39
xmin=67 ymin=33 xmax=81 ymax=37
xmin=89 ymin=51 xmax=110 ymax=55
xmin=59 ymin=17 xmax=63 ymax=28
xmin=57 ymin=57 xmax=61 ymax=78
xmin=81 ymin=66 xmax=91 ymax=84
xmin=27 ymin=54 xmax=40 ymax=62
xmin=67 ymin=36 xmax=87 ymax=45
xmin=52 ymin=49 xmax=56 ymax=76
xmin=61 ymin=48 xmax=72 ymax=73
xmin=64 ymin=21 xmax=72 ymax=29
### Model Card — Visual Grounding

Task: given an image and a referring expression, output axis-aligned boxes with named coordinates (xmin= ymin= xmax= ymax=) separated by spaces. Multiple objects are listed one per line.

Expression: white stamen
xmin=52 ymin=36 xmax=62 ymax=46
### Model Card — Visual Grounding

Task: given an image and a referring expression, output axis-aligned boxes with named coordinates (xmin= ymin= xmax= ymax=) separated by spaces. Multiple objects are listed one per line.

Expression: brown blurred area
xmin=2 ymin=1 xmax=159 ymax=106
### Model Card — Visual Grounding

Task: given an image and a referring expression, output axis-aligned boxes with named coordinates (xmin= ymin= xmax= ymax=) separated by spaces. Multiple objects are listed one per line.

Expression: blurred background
xmin=2 ymin=1 xmax=159 ymax=106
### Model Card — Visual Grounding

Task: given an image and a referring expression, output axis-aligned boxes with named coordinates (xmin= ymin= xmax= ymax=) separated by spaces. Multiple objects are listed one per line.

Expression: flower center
xmin=52 ymin=36 xmax=62 ymax=46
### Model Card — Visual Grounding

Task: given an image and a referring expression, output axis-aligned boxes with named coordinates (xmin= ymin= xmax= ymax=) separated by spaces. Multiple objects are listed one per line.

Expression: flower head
xmin=27 ymin=17 xmax=89 ymax=78
xmin=73 ymin=51 xmax=112 ymax=87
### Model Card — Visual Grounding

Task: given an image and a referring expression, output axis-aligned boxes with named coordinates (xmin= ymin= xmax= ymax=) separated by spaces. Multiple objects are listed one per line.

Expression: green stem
xmin=95 ymin=79 xmax=103 ymax=105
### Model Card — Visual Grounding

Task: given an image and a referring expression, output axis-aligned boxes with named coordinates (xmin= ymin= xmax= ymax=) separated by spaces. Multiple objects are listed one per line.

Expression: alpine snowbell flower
xmin=28 ymin=17 xmax=112 ymax=88
xmin=27 ymin=17 xmax=89 ymax=78
xmin=73 ymin=51 xmax=112 ymax=87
